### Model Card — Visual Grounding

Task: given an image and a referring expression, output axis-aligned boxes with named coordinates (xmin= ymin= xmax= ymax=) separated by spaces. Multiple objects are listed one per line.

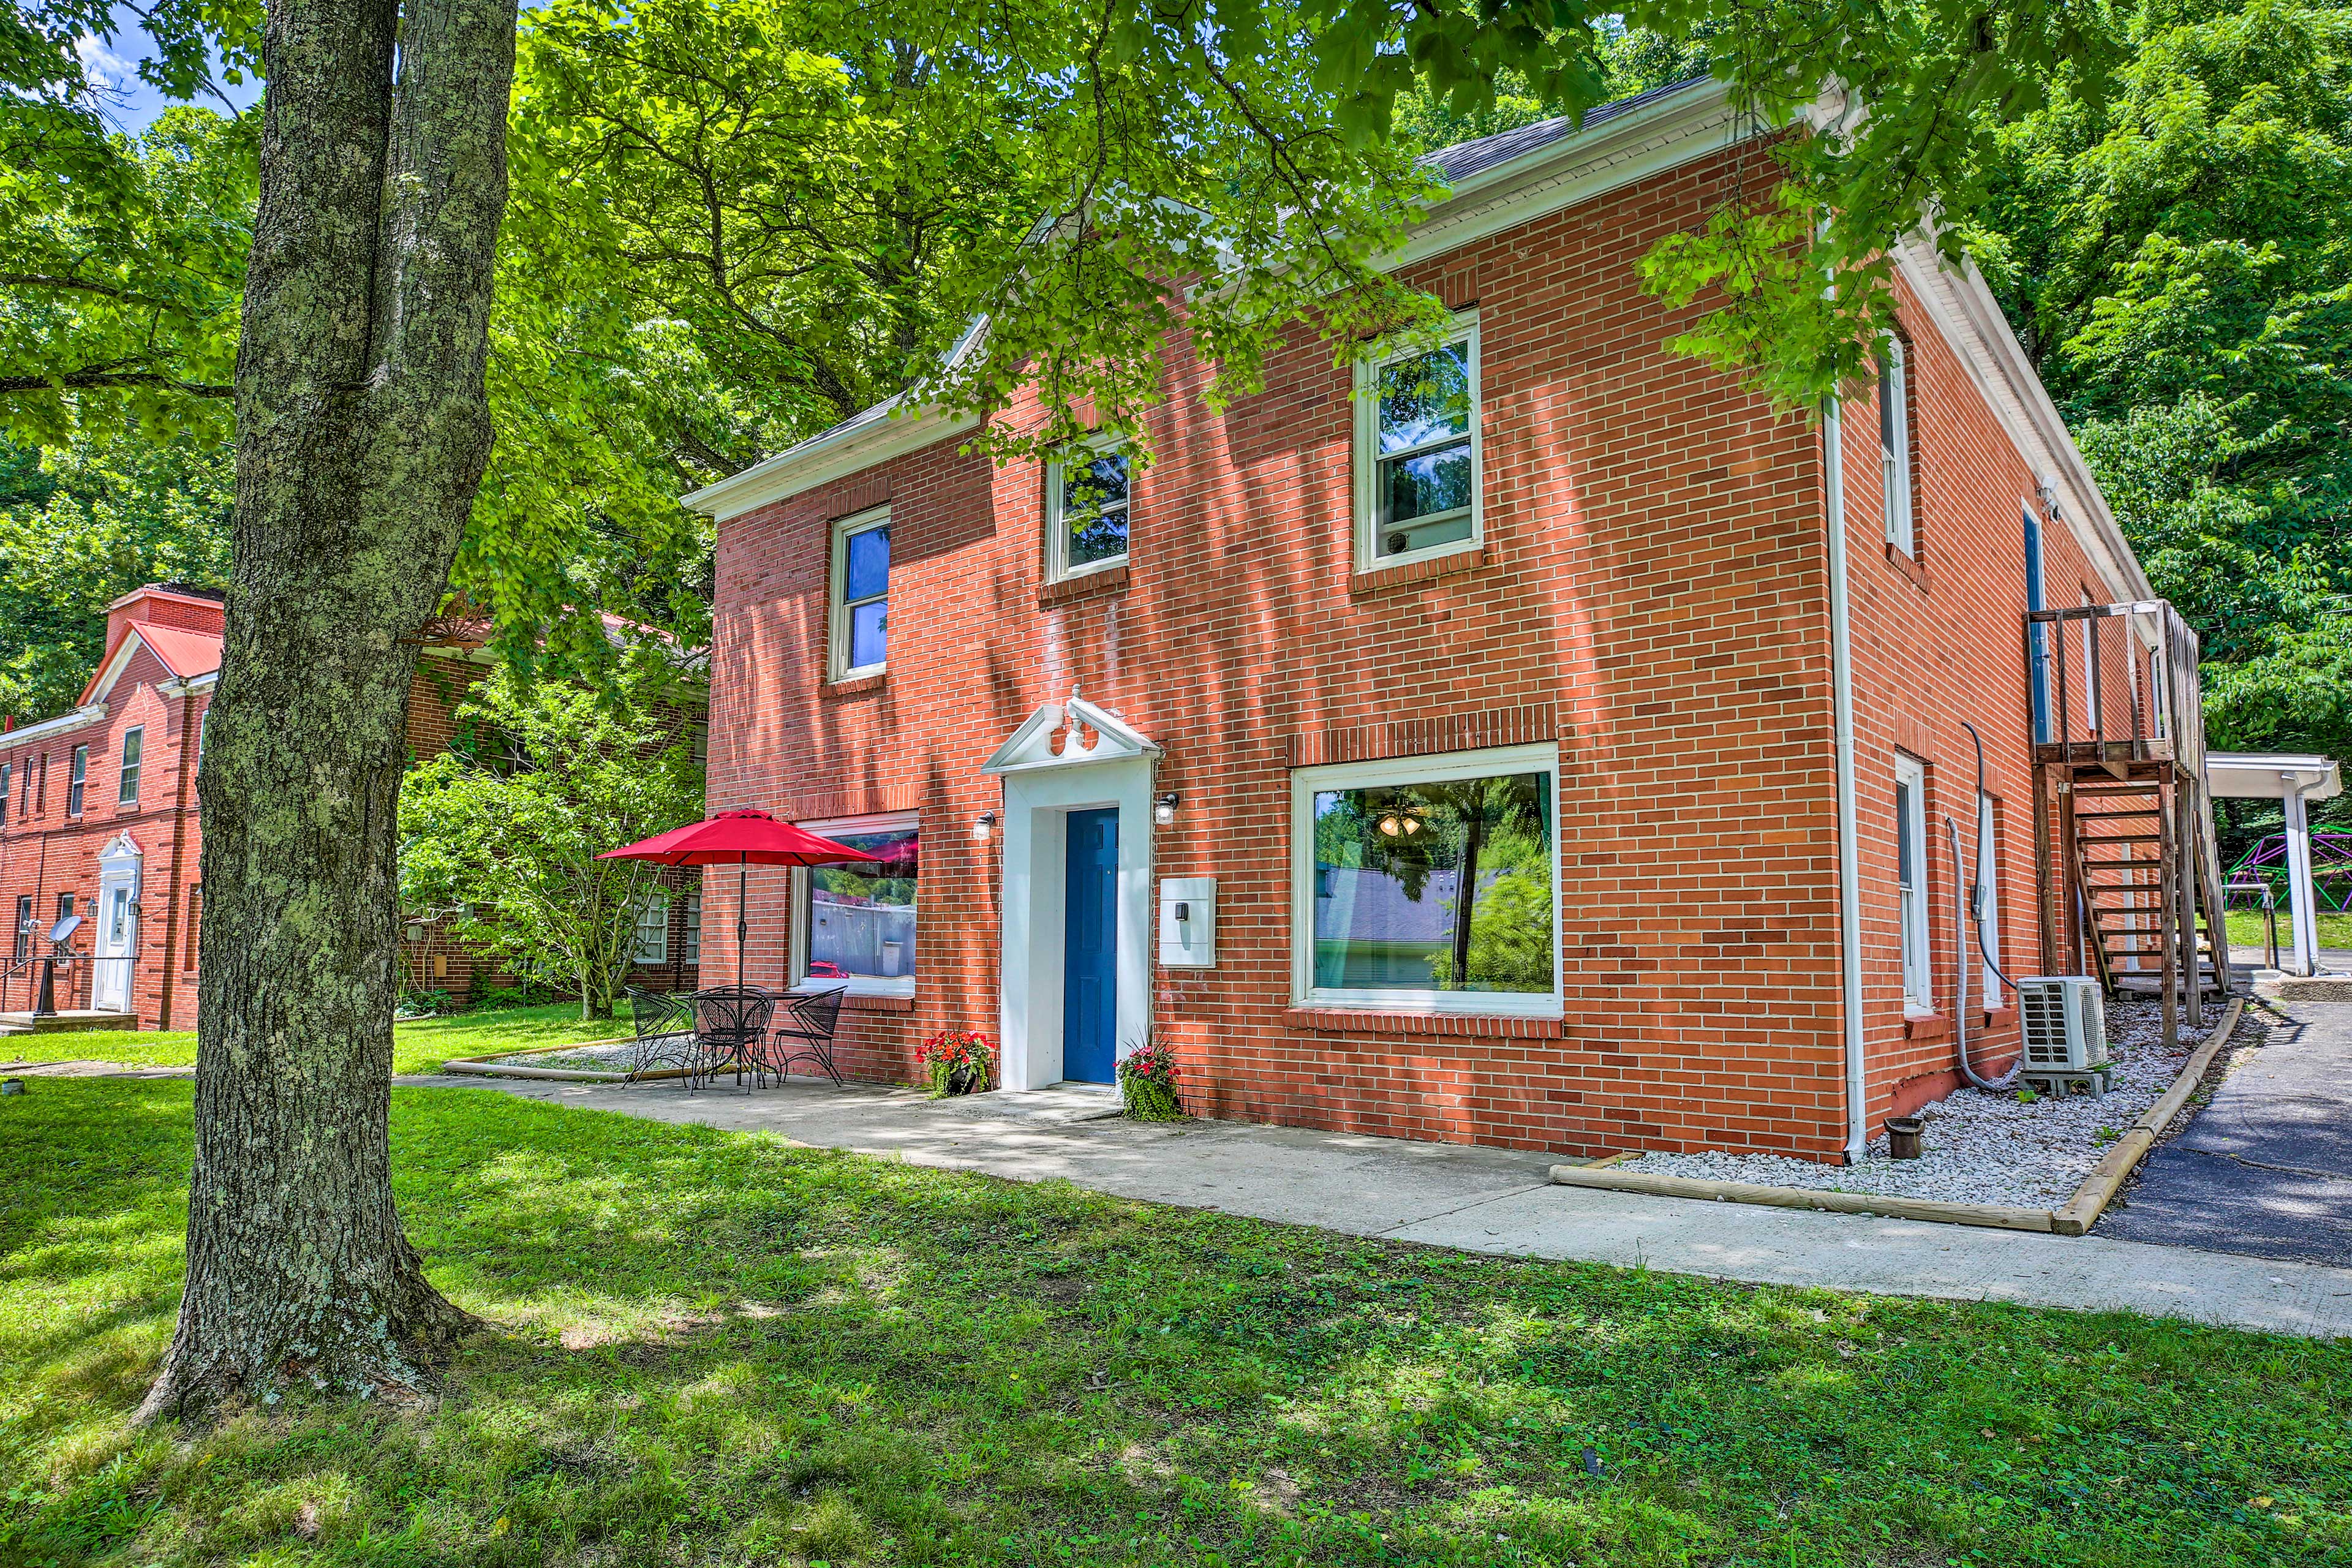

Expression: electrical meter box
xmin=1158 ymin=877 xmax=1217 ymax=968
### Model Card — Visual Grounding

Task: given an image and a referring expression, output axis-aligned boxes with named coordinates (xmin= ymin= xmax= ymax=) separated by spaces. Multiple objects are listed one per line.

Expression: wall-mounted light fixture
xmin=1153 ymin=792 xmax=1180 ymax=826
xmin=971 ymin=811 xmax=997 ymax=843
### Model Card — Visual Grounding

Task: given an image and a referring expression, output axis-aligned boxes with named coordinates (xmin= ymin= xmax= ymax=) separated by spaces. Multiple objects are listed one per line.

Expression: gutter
xmin=1824 ymin=394 xmax=1866 ymax=1162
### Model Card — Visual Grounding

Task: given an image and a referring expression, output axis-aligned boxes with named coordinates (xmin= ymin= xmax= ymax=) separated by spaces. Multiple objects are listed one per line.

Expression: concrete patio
xmin=402 ymin=1069 xmax=2352 ymax=1340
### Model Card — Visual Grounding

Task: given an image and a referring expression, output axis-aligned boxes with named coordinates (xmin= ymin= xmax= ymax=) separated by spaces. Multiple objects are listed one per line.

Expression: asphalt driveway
xmin=2103 ymin=998 xmax=2352 ymax=1267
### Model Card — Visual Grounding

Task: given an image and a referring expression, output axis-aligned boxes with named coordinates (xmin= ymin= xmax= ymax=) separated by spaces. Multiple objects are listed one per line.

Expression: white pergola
xmin=2206 ymin=752 xmax=2344 ymax=976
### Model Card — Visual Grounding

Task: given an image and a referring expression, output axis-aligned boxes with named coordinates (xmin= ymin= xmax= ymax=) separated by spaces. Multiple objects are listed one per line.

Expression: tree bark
xmin=140 ymin=0 xmax=519 ymax=1423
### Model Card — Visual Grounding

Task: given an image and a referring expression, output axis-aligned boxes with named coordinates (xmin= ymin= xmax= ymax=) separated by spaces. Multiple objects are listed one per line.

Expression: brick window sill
xmin=1981 ymin=1006 xmax=2017 ymax=1028
xmin=822 ymin=672 xmax=886 ymax=699
xmin=1282 ymin=1006 xmax=1562 ymax=1039
xmin=839 ymin=992 xmax=916 ymax=1014
xmin=1349 ymin=545 xmax=1487 ymax=597
xmin=1884 ymin=540 xmax=1930 ymax=590
xmin=1903 ymin=1011 xmax=1950 ymax=1041
xmin=1038 ymin=564 xmax=1129 ymax=607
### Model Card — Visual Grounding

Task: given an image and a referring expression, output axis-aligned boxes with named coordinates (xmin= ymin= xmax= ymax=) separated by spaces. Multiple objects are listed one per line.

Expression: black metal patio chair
xmin=623 ymin=987 xmax=696 ymax=1084
xmin=758 ymin=986 xmax=848 ymax=1087
xmin=688 ymin=985 xmax=775 ymax=1093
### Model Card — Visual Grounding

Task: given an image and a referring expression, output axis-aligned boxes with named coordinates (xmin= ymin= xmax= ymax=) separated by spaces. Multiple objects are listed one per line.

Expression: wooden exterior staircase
xmin=2029 ymin=601 xmax=2230 ymax=1046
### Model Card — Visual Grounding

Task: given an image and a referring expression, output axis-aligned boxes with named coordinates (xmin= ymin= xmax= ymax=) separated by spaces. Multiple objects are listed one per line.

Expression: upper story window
xmin=1879 ymin=337 xmax=1915 ymax=557
xmin=1 ymin=762 xmax=11 ymax=827
xmin=1355 ymin=312 xmax=1480 ymax=570
xmin=827 ymin=507 xmax=890 ymax=681
xmin=118 ymin=727 xmax=143 ymax=807
xmin=67 ymin=745 xmax=86 ymax=817
xmin=1291 ymin=742 xmax=1560 ymax=1019
xmin=1045 ymin=441 xmax=1130 ymax=581
xmin=791 ymin=813 xmax=918 ymax=997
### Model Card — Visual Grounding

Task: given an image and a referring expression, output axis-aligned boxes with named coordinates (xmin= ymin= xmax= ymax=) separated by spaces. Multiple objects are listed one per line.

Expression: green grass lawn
xmin=2 ymin=1082 xmax=2346 ymax=1566
xmin=2223 ymin=909 xmax=2352 ymax=951
xmin=0 ymin=1002 xmax=626 ymax=1076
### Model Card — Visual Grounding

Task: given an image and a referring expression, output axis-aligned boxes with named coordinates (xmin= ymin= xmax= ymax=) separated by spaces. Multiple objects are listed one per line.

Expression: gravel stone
xmin=1619 ymin=1001 xmax=2209 ymax=1208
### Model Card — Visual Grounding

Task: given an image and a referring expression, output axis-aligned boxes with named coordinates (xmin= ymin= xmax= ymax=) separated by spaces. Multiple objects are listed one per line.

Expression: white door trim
xmin=981 ymin=697 xmax=1158 ymax=1091
xmin=94 ymin=831 xmax=141 ymax=1014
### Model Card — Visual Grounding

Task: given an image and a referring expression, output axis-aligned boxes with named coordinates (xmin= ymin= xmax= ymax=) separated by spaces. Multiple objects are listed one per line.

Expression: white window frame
xmin=681 ymin=887 xmax=702 ymax=965
xmin=118 ymin=726 xmax=143 ymax=807
xmin=1352 ymin=309 xmax=1483 ymax=573
xmin=633 ymin=887 xmax=670 ymax=965
xmin=826 ymin=505 xmax=891 ymax=682
xmin=67 ymin=745 xmax=86 ymax=816
xmin=1977 ymin=790 xmax=2003 ymax=1011
xmin=789 ymin=809 xmax=918 ymax=998
xmin=1879 ymin=336 xmax=1915 ymax=557
xmin=1044 ymin=435 xmax=1131 ymax=583
xmin=1289 ymin=741 xmax=1562 ymax=1019
xmin=1895 ymin=753 xmax=1932 ymax=1012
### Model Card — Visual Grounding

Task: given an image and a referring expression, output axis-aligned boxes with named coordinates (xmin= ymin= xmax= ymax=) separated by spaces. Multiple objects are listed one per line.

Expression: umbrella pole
xmin=737 ymin=857 xmax=748 ymax=991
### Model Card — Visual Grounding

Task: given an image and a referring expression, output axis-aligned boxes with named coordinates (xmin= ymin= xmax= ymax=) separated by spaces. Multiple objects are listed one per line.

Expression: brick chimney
xmin=102 ymin=583 xmax=226 ymax=662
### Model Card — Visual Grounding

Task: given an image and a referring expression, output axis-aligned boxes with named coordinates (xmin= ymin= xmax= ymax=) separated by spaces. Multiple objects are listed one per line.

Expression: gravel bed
xmin=1619 ymin=1001 xmax=2211 ymax=1208
xmin=484 ymin=1039 xmax=641 ymax=1072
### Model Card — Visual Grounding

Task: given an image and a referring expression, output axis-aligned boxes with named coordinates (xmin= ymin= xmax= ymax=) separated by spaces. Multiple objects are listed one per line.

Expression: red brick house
xmin=686 ymin=78 xmax=2200 ymax=1163
xmin=0 ymin=586 xmax=710 ymax=1030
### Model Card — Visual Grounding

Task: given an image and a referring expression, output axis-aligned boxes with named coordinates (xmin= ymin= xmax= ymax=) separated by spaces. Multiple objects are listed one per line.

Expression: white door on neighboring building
xmin=93 ymin=834 xmax=140 ymax=1014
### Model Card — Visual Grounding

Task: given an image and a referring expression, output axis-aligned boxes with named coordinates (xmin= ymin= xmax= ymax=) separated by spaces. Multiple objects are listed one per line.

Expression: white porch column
xmin=2284 ymin=780 xmax=2320 ymax=976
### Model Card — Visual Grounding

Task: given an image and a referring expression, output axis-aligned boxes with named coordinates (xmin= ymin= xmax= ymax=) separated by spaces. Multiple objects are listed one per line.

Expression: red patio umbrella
xmin=600 ymin=809 xmax=881 ymax=990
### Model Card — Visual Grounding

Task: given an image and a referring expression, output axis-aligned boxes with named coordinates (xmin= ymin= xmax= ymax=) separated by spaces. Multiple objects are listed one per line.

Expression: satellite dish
xmin=48 ymin=913 xmax=82 ymax=943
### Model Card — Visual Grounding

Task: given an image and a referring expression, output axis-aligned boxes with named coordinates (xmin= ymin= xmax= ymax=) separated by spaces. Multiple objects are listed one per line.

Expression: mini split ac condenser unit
xmin=2017 ymin=976 xmax=2109 ymax=1072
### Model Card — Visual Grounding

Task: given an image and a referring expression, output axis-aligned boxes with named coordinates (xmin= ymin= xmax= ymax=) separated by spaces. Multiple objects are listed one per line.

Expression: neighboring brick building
xmin=0 ymin=587 xmax=709 ymax=1029
xmin=684 ymin=78 xmax=2170 ymax=1162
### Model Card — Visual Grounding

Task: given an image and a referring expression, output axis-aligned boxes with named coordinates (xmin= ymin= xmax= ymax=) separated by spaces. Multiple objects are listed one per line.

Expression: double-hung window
xmin=13 ymin=894 xmax=29 ymax=958
xmin=827 ymin=507 xmax=891 ymax=680
xmin=66 ymin=745 xmax=86 ymax=817
xmin=118 ymin=728 xmax=143 ymax=807
xmin=1976 ymin=791 xmax=2002 ymax=1011
xmin=790 ymin=812 xmax=918 ymax=997
xmin=1 ymin=763 xmax=11 ymax=827
xmin=681 ymin=888 xmax=702 ymax=965
xmin=633 ymin=888 xmax=670 ymax=965
xmin=1895 ymin=754 xmax=1931 ymax=1011
xmin=1879 ymin=337 xmax=1915 ymax=556
xmin=1046 ymin=440 xmax=1130 ymax=581
xmin=1355 ymin=312 xmax=1480 ymax=568
xmin=1292 ymin=742 xmax=1560 ymax=1017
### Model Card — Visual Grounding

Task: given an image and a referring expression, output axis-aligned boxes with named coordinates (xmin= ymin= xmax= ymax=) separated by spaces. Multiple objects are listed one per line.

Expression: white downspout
xmin=1825 ymin=396 xmax=1866 ymax=1161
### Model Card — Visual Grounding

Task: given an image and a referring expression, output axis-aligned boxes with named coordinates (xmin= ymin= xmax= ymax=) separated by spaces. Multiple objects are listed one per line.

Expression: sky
xmin=75 ymin=6 xmax=263 ymax=133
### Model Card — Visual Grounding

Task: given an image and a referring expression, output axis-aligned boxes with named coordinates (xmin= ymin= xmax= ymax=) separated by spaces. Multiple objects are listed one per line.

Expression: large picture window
xmin=828 ymin=507 xmax=891 ymax=680
xmin=1355 ymin=312 xmax=1480 ymax=569
xmin=1291 ymin=744 xmax=1559 ymax=1017
xmin=791 ymin=813 xmax=918 ymax=997
xmin=1045 ymin=441 xmax=1130 ymax=581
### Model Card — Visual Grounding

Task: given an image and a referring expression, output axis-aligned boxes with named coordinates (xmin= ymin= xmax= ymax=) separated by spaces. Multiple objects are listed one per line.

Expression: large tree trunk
xmin=140 ymin=0 xmax=519 ymax=1423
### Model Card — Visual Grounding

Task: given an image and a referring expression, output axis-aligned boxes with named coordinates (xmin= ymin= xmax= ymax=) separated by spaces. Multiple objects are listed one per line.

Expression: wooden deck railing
xmin=2026 ymin=600 xmax=2205 ymax=780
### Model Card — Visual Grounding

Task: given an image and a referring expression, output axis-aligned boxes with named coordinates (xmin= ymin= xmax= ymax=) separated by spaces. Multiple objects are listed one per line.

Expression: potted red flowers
xmin=917 ymin=1028 xmax=995 ymax=1098
xmin=1117 ymin=1035 xmax=1182 ymax=1120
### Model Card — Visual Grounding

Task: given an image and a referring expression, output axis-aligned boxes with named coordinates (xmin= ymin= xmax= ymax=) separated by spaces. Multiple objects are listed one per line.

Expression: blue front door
xmin=1063 ymin=807 xmax=1119 ymax=1084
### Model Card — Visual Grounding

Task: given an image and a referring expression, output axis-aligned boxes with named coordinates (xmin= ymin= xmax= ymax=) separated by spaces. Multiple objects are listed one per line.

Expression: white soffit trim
xmin=1385 ymin=78 xmax=1740 ymax=272
xmin=981 ymin=695 xmax=1161 ymax=775
xmin=0 ymin=703 xmax=106 ymax=749
xmin=1892 ymin=236 xmax=2152 ymax=603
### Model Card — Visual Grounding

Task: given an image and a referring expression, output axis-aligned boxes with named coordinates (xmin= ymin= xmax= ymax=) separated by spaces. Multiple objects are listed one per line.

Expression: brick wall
xmin=702 ymin=140 xmax=2115 ymax=1159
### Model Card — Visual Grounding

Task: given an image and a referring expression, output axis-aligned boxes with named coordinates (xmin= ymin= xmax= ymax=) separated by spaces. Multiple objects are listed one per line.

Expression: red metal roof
xmin=124 ymin=621 xmax=224 ymax=681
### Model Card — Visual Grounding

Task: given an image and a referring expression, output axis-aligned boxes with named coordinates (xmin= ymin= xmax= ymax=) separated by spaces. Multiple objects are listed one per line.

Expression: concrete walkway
xmin=404 ymin=1071 xmax=2352 ymax=1340
xmin=2103 ymin=999 xmax=2352 ymax=1268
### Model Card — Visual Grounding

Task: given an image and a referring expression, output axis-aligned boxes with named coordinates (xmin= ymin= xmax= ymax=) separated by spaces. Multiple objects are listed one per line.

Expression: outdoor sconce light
xmin=1154 ymin=792 xmax=1180 ymax=826
xmin=971 ymin=811 xmax=997 ymax=843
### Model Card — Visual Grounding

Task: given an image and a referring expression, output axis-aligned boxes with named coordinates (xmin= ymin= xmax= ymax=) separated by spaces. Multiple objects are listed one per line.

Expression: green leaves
xmin=399 ymin=662 xmax=705 ymax=1018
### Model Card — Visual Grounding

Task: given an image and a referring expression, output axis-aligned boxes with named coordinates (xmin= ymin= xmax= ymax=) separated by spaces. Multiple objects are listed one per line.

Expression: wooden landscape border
xmin=1549 ymin=996 xmax=2247 ymax=1237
